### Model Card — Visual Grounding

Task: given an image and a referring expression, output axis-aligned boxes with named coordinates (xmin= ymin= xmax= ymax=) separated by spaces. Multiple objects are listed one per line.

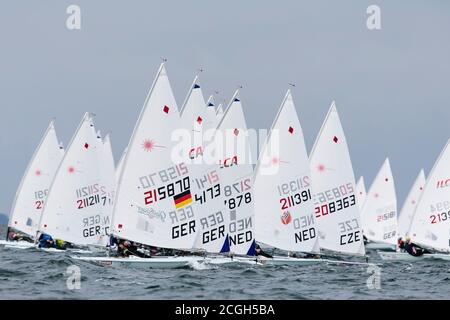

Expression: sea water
xmin=0 ymin=227 xmax=449 ymax=299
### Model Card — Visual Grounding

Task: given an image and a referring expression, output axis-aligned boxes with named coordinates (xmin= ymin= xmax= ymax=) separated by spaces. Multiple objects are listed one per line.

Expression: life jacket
xmin=55 ymin=239 xmax=66 ymax=249
xmin=405 ymin=242 xmax=423 ymax=257
xmin=41 ymin=233 xmax=52 ymax=241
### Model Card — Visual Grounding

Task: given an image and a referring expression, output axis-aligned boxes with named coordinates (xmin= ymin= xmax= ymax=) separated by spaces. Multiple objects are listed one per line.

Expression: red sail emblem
xmin=281 ymin=211 xmax=292 ymax=225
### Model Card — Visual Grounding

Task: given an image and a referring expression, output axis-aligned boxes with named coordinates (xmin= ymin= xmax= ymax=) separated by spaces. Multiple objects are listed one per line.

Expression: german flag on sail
xmin=173 ymin=190 xmax=192 ymax=209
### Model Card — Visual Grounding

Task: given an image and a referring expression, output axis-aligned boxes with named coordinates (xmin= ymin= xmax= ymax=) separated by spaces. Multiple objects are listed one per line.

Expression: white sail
xmin=398 ymin=169 xmax=425 ymax=238
xmin=205 ymin=95 xmax=219 ymax=129
xmin=214 ymin=91 xmax=255 ymax=255
xmin=39 ymin=113 xmax=111 ymax=246
xmin=8 ymin=121 xmax=64 ymax=237
xmin=100 ymin=134 xmax=116 ymax=234
xmin=356 ymin=176 xmax=367 ymax=211
xmin=254 ymin=90 xmax=319 ymax=253
xmin=361 ymin=158 xmax=398 ymax=245
xmin=309 ymin=102 xmax=365 ymax=256
xmin=111 ymin=63 xmax=197 ymax=250
xmin=410 ymin=140 xmax=450 ymax=252
xmin=216 ymin=103 xmax=224 ymax=122
xmin=180 ymin=77 xmax=229 ymax=253
xmin=180 ymin=76 xmax=207 ymax=129
xmin=115 ymin=147 xmax=127 ymax=187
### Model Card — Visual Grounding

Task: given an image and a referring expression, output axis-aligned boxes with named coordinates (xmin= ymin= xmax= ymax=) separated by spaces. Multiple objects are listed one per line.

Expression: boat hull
xmin=378 ymin=251 xmax=428 ymax=261
xmin=365 ymin=242 xmax=396 ymax=251
xmin=71 ymin=255 xmax=204 ymax=268
xmin=256 ymin=256 xmax=324 ymax=265
xmin=422 ymin=253 xmax=450 ymax=261
xmin=0 ymin=240 xmax=35 ymax=250
xmin=38 ymin=247 xmax=93 ymax=254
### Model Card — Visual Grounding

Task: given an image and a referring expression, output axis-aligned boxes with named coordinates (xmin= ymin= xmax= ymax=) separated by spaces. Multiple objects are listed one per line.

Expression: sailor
xmin=303 ymin=252 xmax=321 ymax=259
xmin=255 ymin=244 xmax=273 ymax=258
xmin=109 ymin=235 xmax=119 ymax=252
xmin=38 ymin=233 xmax=55 ymax=248
xmin=404 ymin=236 xmax=427 ymax=257
xmin=7 ymin=228 xmax=33 ymax=243
xmin=397 ymin=237 xmax=406 ymax=252
xmin=363 ymin=234 xmax=368 ymax=245
xmin=54 ymin=239 xmax=68 ymax=250
xmin=118 ymin=240 xmax=148 ymax=258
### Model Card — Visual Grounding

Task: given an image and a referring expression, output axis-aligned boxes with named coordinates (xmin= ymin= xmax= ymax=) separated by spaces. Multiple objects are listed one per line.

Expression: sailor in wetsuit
xmin=38 ymin=233 xmax=55 ymax=248
xmin=54 ymin=239 xmax=71 ymax=250
xmin=397 ymin=237 xmax=406 ymax=252
xmin=255 ymin=244 xmax=273 ymax=258
xmin=117 ymin=240 xmax=150 ymax=258
xmin=7 ymin=228 xmax=33 ymax=243
xmin=404 ymin=236 xmax=428 ymax=257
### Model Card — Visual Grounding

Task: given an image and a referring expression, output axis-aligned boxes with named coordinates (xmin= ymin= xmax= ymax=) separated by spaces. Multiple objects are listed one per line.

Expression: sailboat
xmin=213 ymin=90 xmax=256 ymax=258
xmin=97 ymin=132 xmax=116 ymax=244
xmin=75 ymin=64 xmax=203 ymax=267
xmin=361 ymin=158 xmax=398 ymax=251
xmin=179 ymin=76 xmax=230 ymax=257
xmin=356 ymin=176 xmax=367 ymax=211
xmin=37 ymin=113 xmax=111 ymax=250
xmin=0 ymin=121 xmax=64 ymax=249
xmin=380 ymin=140 xmax=450 ymax=261
xmin=309 ymin=102 xmax=366 ymax=259
xmin=253 ymin=90 xmax=321 ymax=265
xmin=397 ymin=169 xmax=425 ymax=238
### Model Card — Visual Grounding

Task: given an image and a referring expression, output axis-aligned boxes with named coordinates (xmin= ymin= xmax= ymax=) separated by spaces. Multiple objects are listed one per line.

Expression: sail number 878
xmin=225 ymin=193 xmax=252 ymax=209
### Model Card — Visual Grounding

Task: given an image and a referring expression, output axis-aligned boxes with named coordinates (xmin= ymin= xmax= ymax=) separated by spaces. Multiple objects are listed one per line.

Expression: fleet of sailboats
xmin=38 ymin=113 xmax=112 ymax=248
xmin=3 ymin=62 xmax=450 ymax=266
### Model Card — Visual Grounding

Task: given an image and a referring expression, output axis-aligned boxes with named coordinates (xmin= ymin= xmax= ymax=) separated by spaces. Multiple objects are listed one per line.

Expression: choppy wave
xmin=1 ymin=235 xmax=450 ymax=299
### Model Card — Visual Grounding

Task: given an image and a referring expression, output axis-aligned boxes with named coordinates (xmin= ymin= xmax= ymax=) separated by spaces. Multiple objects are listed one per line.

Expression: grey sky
xmin=1 ymin=1 xmax=449 ymax=215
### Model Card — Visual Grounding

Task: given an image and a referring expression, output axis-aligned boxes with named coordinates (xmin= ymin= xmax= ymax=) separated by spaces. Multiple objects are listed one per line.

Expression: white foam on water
xmin=187 ymin=259 xmax=215 ymax=270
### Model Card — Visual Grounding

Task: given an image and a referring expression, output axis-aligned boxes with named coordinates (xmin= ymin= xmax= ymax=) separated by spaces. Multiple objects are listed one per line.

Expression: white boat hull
xmin=255 ymin=256 xmax=324 ymax=265
xmin=203 ymin=256 xmax=254 ymax=265
xmin=378 ymin=251 xmax=428 ymax=261
xmin=365 ymin=242 xmax=396 ymax=251
xmin=38 ymin=247 xmax=93 ymax=254
xmin=0 ymin=240 xmax=35 ymax=250
xmin=422 ymin=253 xmax=450 ymax=261
xmin=71 ymin=255 xmax=204 ymax=268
